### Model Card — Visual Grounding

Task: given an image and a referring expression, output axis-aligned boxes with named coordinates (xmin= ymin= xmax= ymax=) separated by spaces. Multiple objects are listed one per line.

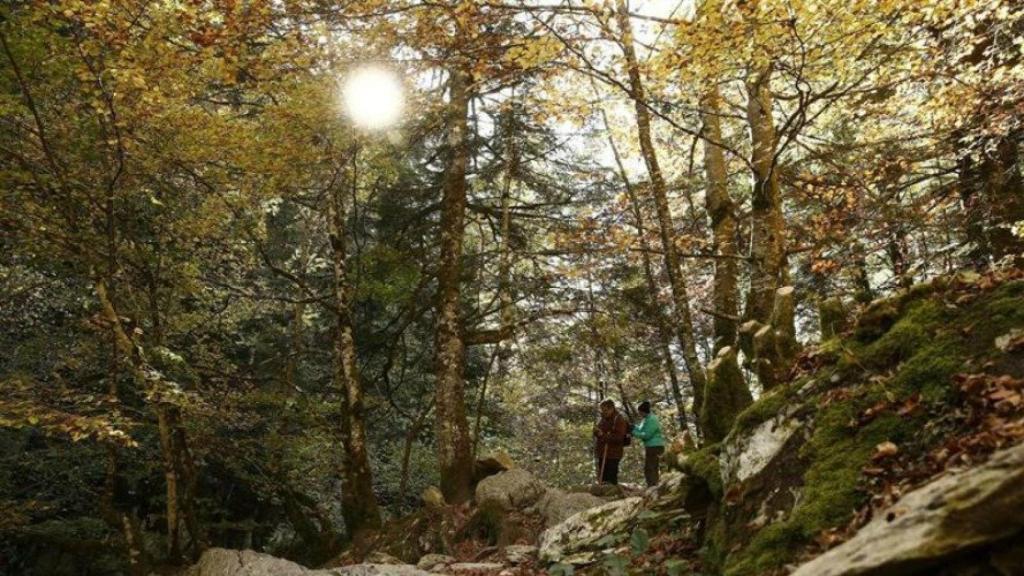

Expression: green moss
xmin=700 ymin=512 xmax=727 ymax=573
xmin=723 ymin=391 xmax=922 ymax=576
xmin=889 ymin=339 xmax=965 ymax=402
xmin=723 ymin=522 xmax=803 ymax=576
xmin=732 ymin=380 xmax=800 ymax=434
xmin=861 ymin=300 xmax=949 ymax=368
xmin=963 ymin=280 xmax=1024 ymax=356
xmin=681 ymin=443 xmax=723 ymax=500
xmin=853 ymin=296 xmax=903 ymax=342
xmin=701 ymin=350 xmax=755 ymax=443
xmin=705 ymin=277 xmax=1024 ymax=576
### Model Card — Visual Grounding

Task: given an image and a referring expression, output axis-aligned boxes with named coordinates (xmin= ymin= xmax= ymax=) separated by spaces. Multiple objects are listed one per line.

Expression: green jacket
xmin=633 ymin=413 xmax=665 ymax=448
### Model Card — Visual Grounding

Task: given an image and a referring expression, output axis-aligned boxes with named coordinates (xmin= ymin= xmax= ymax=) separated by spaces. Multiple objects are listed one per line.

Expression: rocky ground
xmin=181 ymin=269 xmax=1024 ymax=576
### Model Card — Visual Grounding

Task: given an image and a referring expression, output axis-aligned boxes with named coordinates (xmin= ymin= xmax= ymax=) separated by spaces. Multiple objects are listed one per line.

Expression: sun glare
xmin=342 ymin=67 xmax=404 ymax=130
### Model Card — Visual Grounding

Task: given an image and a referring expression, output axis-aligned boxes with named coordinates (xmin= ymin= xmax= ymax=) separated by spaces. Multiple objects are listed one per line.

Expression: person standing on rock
xmin=593 ymin=399 xmax=629 ymax=485
xmin=634 ymin=401 xmax=666 ymax=487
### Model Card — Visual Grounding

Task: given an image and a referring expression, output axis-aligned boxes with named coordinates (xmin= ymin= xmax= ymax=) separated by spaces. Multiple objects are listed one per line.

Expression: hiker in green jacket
xmin=633 ymin=401 xmax=666 ymax=486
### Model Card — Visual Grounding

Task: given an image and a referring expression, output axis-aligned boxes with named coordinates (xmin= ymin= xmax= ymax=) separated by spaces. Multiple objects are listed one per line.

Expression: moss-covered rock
xmin=701 ymin=347 xmax=754 ymax=443
xmin=537 ymin=497 xmax=645 ymax=564
xmin=791 ymin=441 xmax=1024 ymax=576
xmin=698 ymin=275 xmax=1024 ymax=576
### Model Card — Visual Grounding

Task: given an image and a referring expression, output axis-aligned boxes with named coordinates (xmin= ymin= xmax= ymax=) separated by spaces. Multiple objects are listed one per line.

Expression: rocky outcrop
xmin=720 ymin=405 xmax=802 ymax=486
xmin=531 ymin=488 xmax=604 ymax=527
xmin=534 ymin=472 xmax=696 ymax=565
xmin=473 ymin=452 xmax=515 ymax=484
xmin=790 ymin=442 xmax=1024 ymax=576
xmin=502 ymin=544 xmax=537 ymax=565
xmin=474 ymin=469 xmax=546 ymax=511
xmin=186 ymin=549 xmax=310 ymax=576
xmin=415 ymin=554 xmax=455 ymax=572
xmin=448 ymin=563 xmax=505 ymax=573
xmin=537 ymin=497 xmax=645 ymax=564
xmin=185 ymin=548 xmax=436 ymax=576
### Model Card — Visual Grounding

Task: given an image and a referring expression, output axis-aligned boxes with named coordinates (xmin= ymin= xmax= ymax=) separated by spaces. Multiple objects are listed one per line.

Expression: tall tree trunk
xmin=399 ymin=400 xmax=434 ymax=503
xmin=146 ymin=221 xmax=204 ymax=560
xmin=94 ymin=278 xmax=149 ymax=576
xmin=615 ymin=0 xmax=708 ymax=414
xmin=697 ymin=84 xmax=753 ymax=431
xmin=702 ymin=86 xmax=740 ymax=352
xmin=98 ymin=190 xmax=150 ymax=573
xmin=743 ymin=67 xmax=789 ymax=327
xmin=741 ymin=66 xmax=797 ymax=391
xmin=594 ymin=86 xmax=690 ymax=432
xmin=327 ymin=153 xmax=382 ymax=536
xmin=434 ymin=64 xmax=475 ymax=504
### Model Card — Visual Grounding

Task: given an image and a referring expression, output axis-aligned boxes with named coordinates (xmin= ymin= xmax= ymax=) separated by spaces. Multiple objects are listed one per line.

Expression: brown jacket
xmin=594 ymin=410 xmax=629 ymax=460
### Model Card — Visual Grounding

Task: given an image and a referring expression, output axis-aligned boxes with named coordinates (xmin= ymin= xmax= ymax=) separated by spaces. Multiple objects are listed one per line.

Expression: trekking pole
xmin=598 ymin=443 xmax=609 ymax=484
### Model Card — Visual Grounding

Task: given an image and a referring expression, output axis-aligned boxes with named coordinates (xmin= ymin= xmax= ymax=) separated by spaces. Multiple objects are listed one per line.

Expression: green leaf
xmin=601 ymin=554 xmax=629 ymax=576
xmin=548 ymin=563 xmax=574 ymax=576
xmin=629 ymin=527 xmax=650 ymax=555
xmin=595 ymin=532 xmax=625 ymax=547
xmin=665 ymin=558 xmax=689 ymax=576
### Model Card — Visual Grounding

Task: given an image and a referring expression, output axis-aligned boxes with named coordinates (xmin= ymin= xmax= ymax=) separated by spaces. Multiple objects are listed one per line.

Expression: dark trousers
xmin=644 ymin=446 xmax=664 ymax=487
xmin=597 ymin=457 xmax=620 ymax=484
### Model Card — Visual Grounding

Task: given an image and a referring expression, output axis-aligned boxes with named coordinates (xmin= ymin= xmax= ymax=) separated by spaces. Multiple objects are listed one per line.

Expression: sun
xmin=341 ymin=67 xmax=404 ymax=130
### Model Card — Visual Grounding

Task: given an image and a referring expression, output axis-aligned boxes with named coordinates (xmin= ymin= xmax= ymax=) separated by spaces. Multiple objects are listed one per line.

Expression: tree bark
xmin=700 ymin=346 xmax=753 ymax=443
xmin=93 ymin=278 xmax=150 ymax=575
xmin=743 ymin=66 xmax=790 ymax=330
xmin=615 ymin=0 xmax=708 ymax=415
xmin=434 ymin=64 xmax=475 ymax=505
xmin=327 ymin=152 xmax=382 ymax=536
xmin=702 ymin=86 xmax=740 ymax=352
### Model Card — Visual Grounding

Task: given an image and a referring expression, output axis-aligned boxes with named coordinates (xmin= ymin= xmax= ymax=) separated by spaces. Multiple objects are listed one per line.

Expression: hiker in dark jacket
xmin=633 ymin=400 xmax=666 ymax=487
xmin=593 ymin=399 xmax=629 ymax=485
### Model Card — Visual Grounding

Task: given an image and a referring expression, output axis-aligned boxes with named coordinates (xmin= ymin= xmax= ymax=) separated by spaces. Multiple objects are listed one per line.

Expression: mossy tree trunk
xmin=701 ymin=347 xmax=753 ymax=443
xmin=703 ymin=85 xmax=740 ymax=353
xmin=742 ymin=67 xmax=799 ymax=389
xmin=94 ymin=278 xmax=152 ymax=575
xmin=743 ymin=67 xmax=794 ymax=337
xmin=327 ymin=150 xmax=382 ymax=536
xmin=819 ymin=297 xmax=849 ymax=339
xmin=434 ymin=63 xmax=476 ymax=505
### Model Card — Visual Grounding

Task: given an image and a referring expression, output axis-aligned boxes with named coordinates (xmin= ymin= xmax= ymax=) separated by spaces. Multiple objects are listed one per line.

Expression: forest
xmin=1 ymin=1 xmax=1022 ymax=575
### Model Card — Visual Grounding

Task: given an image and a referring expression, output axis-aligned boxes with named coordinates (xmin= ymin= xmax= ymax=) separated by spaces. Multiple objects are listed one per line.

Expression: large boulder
xmin=473 ymin=452 xmax=515 ymax=483
xmin=641 ymin=472 xmax=690 ymax=512
xmin=185 ymin=548 xmax=436 ymax=576
xmin=185 ymin=549 xmax=308 ymax=576
xmin=533 ymin=489 xmax=605 ymax=527
xmin=474 ymin=469 xmax=546 ymax=511
xmin=415 ymin=554 xmax=455 ymax=572
xmin=503 ymin=544 xmax=538 ymax=565
xmin=448 ymin=563 xmax=505 ymax=573
xmin=720 ymin=405 xmax=803 ymax=487
xmin=537 ymin=497 xmax=645 ymax=564
xmin=790 ymin=442 xmax=1024 ymax=576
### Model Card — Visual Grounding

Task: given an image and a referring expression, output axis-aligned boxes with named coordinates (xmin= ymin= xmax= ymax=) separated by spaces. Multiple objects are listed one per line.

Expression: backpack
xmin=621 ymin=414 xmax=633 ymax=446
